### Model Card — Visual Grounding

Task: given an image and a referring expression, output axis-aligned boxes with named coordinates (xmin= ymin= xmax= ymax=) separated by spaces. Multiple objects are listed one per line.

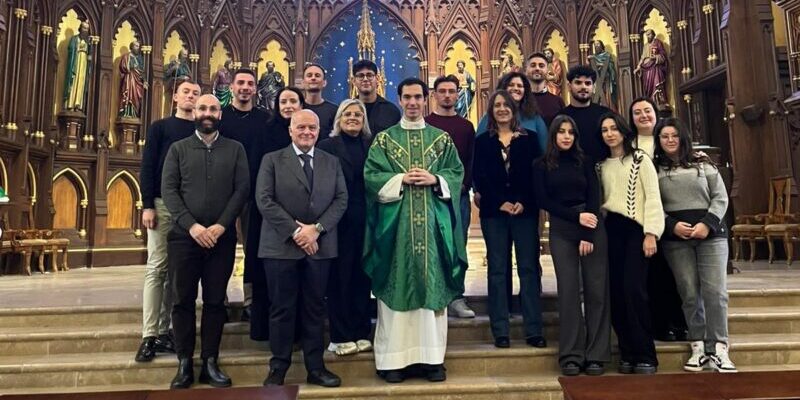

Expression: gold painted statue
xmin=63 ymin=21 xmax=92 ymax=112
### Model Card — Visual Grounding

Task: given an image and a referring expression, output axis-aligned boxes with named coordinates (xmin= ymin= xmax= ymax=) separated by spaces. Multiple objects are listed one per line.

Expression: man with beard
xmin=425 ymin=74 xmax=476 ymax=319
xmin=526 ymin=52 xmax=564 ymax=127
xmin=136 ymin=80 xmax=200 ymax=363
xmin=218 ymin=68 xmax=271 ymax=322
xmin=353 ymin=59 xmax=401 ymax=134
xmin=557 ymin=65 xmax=611 ymax=164
xmin=303 ymin=63 xmax=338 ymax=140
xmin=162 ymin=94 xmax=250 ymax=389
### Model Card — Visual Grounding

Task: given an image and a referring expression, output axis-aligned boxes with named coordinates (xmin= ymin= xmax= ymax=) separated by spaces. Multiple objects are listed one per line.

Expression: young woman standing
xmin=534 ymin=115 xmax=610 ymax=376
xmin=598 ymin=112 xmax=664 ymax=374
xmin=654 ymin=118 xmax=736 ymax=373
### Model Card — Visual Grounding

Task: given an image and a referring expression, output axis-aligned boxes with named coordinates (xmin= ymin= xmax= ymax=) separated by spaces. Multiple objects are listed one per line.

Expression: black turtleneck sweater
xmin=219 ymin=105 xmax=272 ymax=195
xmin=533 ymin=152 xmax=600 ymax=242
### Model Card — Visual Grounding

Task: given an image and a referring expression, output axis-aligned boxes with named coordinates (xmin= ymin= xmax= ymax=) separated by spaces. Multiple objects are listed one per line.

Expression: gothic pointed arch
xmin=629 ymin=0 xmax=673 ymax=33
xmin=114 ymin=1 xmax=152 ymax=45
xmin=578 ymin=1 xmax=619 ymax=44
xmin=250 ymin=1 xmax=294 ymax=61
xmin=56 ymin=1 xmax=101 ymax=36
xmin=530 ymin=1 xmax=568 ymax=50
xmin=210 ymin=4 xmax=244 ymax=62
xmin=437 ymin=0 xmax=481 ymax=55
xmin=164 ymin=0 xmax=200 ymax=52
xmin=438 ymin=32 xmax=480 ymax=65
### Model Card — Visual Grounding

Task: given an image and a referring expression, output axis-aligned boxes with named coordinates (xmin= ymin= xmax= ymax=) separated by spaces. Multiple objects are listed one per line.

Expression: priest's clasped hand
xmin=402 ymin=168 xmax=437 ymax=186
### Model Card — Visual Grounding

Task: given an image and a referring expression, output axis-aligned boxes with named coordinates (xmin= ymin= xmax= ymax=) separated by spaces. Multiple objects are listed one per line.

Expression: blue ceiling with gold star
xmin=311 ymin=1 xmax=420 ymax=106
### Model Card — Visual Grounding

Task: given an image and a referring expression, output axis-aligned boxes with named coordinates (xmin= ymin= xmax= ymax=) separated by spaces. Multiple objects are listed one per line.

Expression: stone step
xmin=1 ymin=333 xmax=799 ymax=392
xmin=5 ymin=306 xmax=800 ymax=357
xmin=4 ymin=363 xmax=800 ymax=399
xmin=3 ymin=287 xmax=798 ymax=328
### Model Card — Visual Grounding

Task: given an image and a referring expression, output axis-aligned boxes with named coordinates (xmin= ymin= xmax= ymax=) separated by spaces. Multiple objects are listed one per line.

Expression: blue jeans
xmin=661 ymin=238 xmax=730 ymax=350
xmin=480 ymin=216 xmax=543 ymax=339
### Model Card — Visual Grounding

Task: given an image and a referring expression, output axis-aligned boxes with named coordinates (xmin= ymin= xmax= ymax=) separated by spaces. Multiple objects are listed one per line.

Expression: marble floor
xmin=0 ymin=239 xmax=798 ymax=309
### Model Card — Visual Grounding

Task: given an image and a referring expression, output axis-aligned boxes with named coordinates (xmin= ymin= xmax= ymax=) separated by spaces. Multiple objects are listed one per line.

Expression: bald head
xmin=195 ymin=94 xmax=222 ymax=134
xmin=290 ymin=109 xmax=320 ymax=152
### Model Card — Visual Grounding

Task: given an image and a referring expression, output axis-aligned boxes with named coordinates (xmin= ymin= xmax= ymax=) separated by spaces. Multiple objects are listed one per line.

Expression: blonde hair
xmin=330 ymin=99 xmax=372 ymax=139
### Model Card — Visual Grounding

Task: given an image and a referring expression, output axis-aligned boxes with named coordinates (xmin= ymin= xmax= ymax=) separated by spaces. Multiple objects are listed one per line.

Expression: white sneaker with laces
xmin=710 ymin=342 xmax=737 ymax=373
xmin=684 ymin=341 xmax=708 ymax=372
xmin=448 ymin=298 xmax=476 ymax=318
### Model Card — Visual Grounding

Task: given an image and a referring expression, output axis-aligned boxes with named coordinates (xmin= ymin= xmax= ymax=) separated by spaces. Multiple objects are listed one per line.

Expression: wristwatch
xmin=314 ymin=223 xmax=324 ymax=233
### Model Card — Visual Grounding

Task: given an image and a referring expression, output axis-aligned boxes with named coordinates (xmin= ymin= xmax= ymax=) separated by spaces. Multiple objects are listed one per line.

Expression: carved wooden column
xmin=616 ymin=2 xmax=633 ymax=115
xmin=629 ymin=33 xmax=642 ymax=97
xmin=34 ymin=26 xmax=53 ymax=139
xmin=2 ymin=7 xmax=27 ymax=136
xmin=478 ymin=0 xmax=491 ymax=117
xmin=424 ymin=0 xmax=439 ymax=86
xmin=198 ymin=27 xmax=211 ymax=92
xmin=293 ymin=0 xmax=307 ymax=84
xmin=578 ymin=43 xmax=590 ymax=65
xmin=724 ymin=0 xmax=794 ymax=216
xmin=149 ymin=0 xmax=166 ymax=121
xmin=565 ymin=0 xmax=580 ymax=67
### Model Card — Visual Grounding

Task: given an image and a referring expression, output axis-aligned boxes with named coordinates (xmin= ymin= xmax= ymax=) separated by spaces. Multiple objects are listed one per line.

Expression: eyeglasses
xmin=343 ymin=111 xmax=364 ymax=118
xmin=354 ymin=73 xmax=376 ymax=80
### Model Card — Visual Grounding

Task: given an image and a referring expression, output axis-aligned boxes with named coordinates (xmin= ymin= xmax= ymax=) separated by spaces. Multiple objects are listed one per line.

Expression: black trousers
xmin=648 ymin=249 xmax=688 ymax=336
xmin=605 ymin=212 xmax=658 ymax=365
xmin=327 ymin=219 xmax=372 ymax=343
xmin=264 ymin=257 xmax=331 ymax=372
xmin=169 ymin=230 xmax=236 ymax=359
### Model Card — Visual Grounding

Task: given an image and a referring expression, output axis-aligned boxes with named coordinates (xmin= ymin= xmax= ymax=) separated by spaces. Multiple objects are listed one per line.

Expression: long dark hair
xmin=496 ymin=72 xmax=540 ymax=119
xmin=486 ymin=90 xmax=520 ymax=136
xmin=653 ymin=117 xmax=713 ymax=171
xmin=542 ymin=115 xmax=585 ymax=170
xmin=271 ymin=86 xmax=306 ymax=125
xmin=628 ymin=96 xmax=659 ymax=135
xmin=599 ymin=111 xmax=636 ymax=159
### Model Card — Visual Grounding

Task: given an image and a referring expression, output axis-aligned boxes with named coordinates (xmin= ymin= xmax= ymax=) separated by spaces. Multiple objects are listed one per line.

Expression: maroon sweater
xmin=425 ymin=113 xmax=476 ymax=192
xmin=533 ymin=91 xmax=565 ymax=128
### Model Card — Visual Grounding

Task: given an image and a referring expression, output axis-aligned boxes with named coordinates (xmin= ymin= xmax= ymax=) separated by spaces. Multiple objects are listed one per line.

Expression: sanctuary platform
xmin=1 ymin=245 xmax=800 ymax=399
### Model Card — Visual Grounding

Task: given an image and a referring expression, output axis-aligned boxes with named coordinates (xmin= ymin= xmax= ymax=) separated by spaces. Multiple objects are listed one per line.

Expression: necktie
xmin=299 ymin=153 xmax=313 ymax=190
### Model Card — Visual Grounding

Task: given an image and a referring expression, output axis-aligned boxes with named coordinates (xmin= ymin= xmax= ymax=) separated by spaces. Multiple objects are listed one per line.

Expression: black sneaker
xmin=561 ymin=361 xmax=581 ymax=376
xmin=585 ymin=361 xmax=604 ymax=376
xmin=154 ymin=333 xmax=176 ymax=353
xmin=618 ymin=360 xmax=633 ymax=374
xmin=634 ymin=362 xmax=657 ymax=374
xmin=494 ymin=336 xmax=510 ymax=348
xmin=381 ymin=369 xmax=404 ymax=383
xmin=526 ymin=336 xmax=547 ymax=348
xmin=135 ymin=336 xmax=157 ymax=362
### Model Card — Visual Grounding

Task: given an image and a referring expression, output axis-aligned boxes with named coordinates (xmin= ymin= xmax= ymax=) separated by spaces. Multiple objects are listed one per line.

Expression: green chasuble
xmin=363 ymin=122 xmax=468 ymax=312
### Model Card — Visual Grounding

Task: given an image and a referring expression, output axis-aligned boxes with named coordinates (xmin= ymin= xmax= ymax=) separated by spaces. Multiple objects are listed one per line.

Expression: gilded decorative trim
xmin=14 ymin=8 xmax=27 ymax=19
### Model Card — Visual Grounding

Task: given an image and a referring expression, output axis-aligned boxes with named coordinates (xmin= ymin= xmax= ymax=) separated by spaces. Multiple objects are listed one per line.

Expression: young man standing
xmin=135 ymin=80 xmax=200 ymax=363
xmin=163 ymin=94 xmax=250 ymax=389
xmin=352 ymin=59 xmax=401 ymax=134
xmin=425 ymin=74 xmax=476 ymax=319
xmin=526 ymin=52 xmax=565 ymax=128
xmin=302 ymin=63 xmax=338 ymax=140
xmin=558 ymin=65 xmax=611 ymax=164
xmin=218 ymin=68 xmax=271 ymax=322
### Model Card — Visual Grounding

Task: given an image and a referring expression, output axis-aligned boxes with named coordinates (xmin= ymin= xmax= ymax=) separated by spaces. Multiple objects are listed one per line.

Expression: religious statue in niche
xmin=118 ymin=40 xmax=147 ymax=119
xmin=500 ymin=51 xmax=519 ymax=75
xmin=164 ymin=49 xmax=191 ymax=95
xmin=544 ymin=48 xmax=565 ymax=97
xmin=257 ymin=61 xmax=285 ymax=110
xmin=63 ymin=20 xmax=93 ymax=112
xmin=454 ymin=60 xmax=475 ymax=119
xmin=635 ymin=29 xmax=670 ymax=110
xmin=213 ymin=59 xmax=233 ymax=108
xmin=588 ymin=40 xmax=618 ymax=109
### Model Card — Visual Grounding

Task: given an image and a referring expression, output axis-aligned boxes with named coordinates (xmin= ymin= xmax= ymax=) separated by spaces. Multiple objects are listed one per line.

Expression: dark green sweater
xmin=161 ymin=133 xmax=250 ymax=234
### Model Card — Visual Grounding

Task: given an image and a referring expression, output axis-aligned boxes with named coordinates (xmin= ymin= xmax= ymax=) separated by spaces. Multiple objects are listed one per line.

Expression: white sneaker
xmin=684 ymin=341 xmax=708 ymax=372
xmin=449 ymin=298 xmax=476 ymax=318
xmin=710 ymin=342 xmax=737 ymax=373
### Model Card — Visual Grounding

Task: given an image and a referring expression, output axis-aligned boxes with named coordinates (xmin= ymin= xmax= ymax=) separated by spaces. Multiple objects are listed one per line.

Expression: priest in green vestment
xmin=363 ymin=78 xmax=467 ymax=383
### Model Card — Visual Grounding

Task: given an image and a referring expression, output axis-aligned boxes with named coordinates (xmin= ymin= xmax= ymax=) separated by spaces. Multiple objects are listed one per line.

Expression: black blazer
xmin=473 ymin=129 xmax=539 ymax=219
xmin=317 ymin=133 xmax=372 ymax=223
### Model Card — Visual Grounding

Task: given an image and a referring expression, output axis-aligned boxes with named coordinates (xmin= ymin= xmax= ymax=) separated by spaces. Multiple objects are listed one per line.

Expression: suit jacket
xmin=256 ymin=144 xmax=348 ymax=260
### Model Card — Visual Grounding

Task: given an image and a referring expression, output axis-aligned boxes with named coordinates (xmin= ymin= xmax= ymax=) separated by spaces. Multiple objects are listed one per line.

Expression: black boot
xmin=170 ymin=358 xmax=194 ymax=389
xmin=199 ymin=356 xmax=232 ymax=387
